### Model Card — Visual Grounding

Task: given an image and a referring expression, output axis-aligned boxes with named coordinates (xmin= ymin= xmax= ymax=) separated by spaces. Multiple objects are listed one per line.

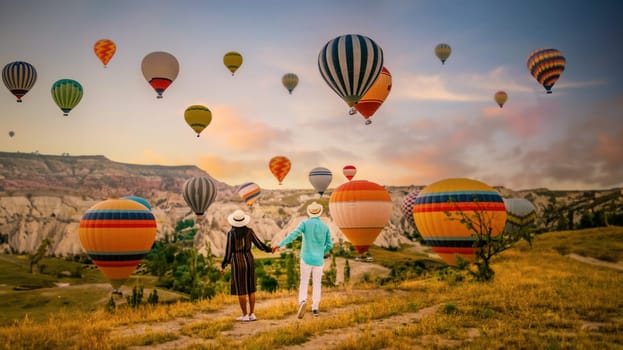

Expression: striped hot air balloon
xmin=183 ymin=176 xmax=218 ymax=219
xmin=329 ymin=180 xmax=392 ymax=255
xmin=282 ymin=73 xmax=299 ymax=94
xmin=223 ymin=51 xmax=243 ymax=75
xmin=51 ymin=79 xmax=83 ymax=116
xmin=269 ymin=156 xmax=291 ymax=185
xmin=352 ymin=66 xmax=392 ymax=125
xmin=184 ymin=105 xmax=212 ymax=137
xmin=342 ymin=165 xmax=356 ymax=181
xmin=503 ymin=198 xmax=537 ymax=233
xmin=400 ymin=189 xmax=421 ymax=229
xmin=308 ymin=167 xmax=333 ymax=196
xmin=79 ymin=198 xmax=157 ymax=290
xmin=527 ymin=48 xmax=566 ymax=94
xmin=413 ymin=178 xmax=507 ymax=265
xmin=238 ymin=182 xmax=261 ymax=207
xmin=141 ymin=51 xmax=179 ymax=99
xmin=2 ymin=61 xmax=37 ymax=103
xmin=435 ymin=43 xmax=452 ymax=64
xmin=318 ymin=34 xmax=384 ymax=108
xmin=93 ymin=39 xmax=116 ymax=67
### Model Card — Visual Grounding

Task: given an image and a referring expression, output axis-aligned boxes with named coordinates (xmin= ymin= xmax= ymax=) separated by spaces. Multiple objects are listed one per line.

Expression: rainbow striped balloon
xmin=526 ymin=48 xmax=566 ymax=94
xmin=238 ymin=182 xmax=261 ymax=207
xmin=413 ymin=178 xmax=507 ymax=265
xmin=329 ymin=180 xmax=392 ymax=254
xmin=79 ymin=198 xmax=157 ymax=290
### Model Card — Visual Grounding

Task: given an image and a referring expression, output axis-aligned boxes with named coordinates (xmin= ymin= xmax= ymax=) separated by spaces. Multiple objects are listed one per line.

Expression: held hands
xmin=271 ymin=246 xmax=280 ymax=254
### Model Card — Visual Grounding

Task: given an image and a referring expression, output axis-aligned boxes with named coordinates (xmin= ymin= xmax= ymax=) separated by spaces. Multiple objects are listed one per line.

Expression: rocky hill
xmin=0 ymin=152 xmax=621 ymax=257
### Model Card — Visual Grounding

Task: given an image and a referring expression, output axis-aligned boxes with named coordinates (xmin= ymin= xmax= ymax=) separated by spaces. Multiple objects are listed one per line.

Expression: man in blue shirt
xmin=273 ymin=202 xmax=333 ymax=318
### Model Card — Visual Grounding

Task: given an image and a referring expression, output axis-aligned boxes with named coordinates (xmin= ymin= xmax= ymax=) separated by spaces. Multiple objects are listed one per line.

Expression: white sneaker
xmin=297 ymin=301 xmax=307 ymax=319
xmin=236 ymin=315 xmax=250 ymax=322
xmin=248 ymin=313 xmax=257 ymax=321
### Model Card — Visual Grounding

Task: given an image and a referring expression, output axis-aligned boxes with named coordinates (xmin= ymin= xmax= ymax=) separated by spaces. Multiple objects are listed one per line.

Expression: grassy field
xmin=0 ymin=226 xmax=622 ymax=349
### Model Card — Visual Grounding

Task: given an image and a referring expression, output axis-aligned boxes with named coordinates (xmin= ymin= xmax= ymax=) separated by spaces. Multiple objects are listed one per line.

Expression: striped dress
xmin=221 ymin=226 xmax=271 ymax=295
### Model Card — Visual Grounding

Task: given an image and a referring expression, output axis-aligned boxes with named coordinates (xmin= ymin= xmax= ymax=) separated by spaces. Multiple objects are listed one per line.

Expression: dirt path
xmin=568 ymin=253 xmax=623 ymax=271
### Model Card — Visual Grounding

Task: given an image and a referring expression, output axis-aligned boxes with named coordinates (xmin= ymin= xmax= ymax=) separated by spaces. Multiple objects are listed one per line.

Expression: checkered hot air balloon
xmin=401 ymin=189 xmax=420 ymax=229
xmin=269 ymin=156 xmax=291 ymax=185
xmin=79 ymin=198 xmax=156 ymax=291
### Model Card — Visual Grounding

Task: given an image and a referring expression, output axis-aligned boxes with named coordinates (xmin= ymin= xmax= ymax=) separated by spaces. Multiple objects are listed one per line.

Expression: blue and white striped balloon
xmin=309 ymin=167 xmax=333 ymax=196
xmin=318 ymin=34 xmax=384 ymax=108
xmin=2 ymin=61 xmax=37 ymax=103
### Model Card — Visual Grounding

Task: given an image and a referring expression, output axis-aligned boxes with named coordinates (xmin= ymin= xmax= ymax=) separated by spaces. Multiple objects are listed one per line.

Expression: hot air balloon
xmin=183 ymin=176 xmax=218 ymax=219
xmin=93 ymin=39 xmax=116 ymax=68
xmin=318 ymin=34 xmax=384 ymax=108
xmin=79 ymin=198 xmax=157 ymax=291
xmin=269 ymin=156 xmax=291 ymax=185
xmin=282 ymin=73 xmax=299 ymax=94
xmin=401 ymin=189 xmax=421 ymax=229
xmin=2 ymin=61 xmax=37 ymax=103
xmin=8 ymin=131 xmax=15 ymax=138
xmin=435 ymin=43 xmax=452 ymax=64
xmin=184 ymin=105 xmax=212 ymax=137
xmin=238 ymin=182 xmax=261 ymax=207
xmin=342 ymin=165 xmax=356 ymax=181
xmin=121 ymin=196 xmax=151 ymax=210
xmin=413 ymin=178 xmax=507 ymax=265
xmin=329 ymin=180 xmax=392 ymax=254
xmin=51 ymin=79 xmax=83 ymax=116
xmin=352 ymin=66 xmax=392 ymax=125
xmin=527 ymin=48 xmax=566 ymax=94
xmin=308 ymin=167 xmax=332 ymax=196
xmin=494 ymin=91 xmax=508 ymax=108
xmin=223 ymin=51 xmax=243 ymax=75
xmin=503 ymin=198 xmax=537 ymax=233
xmin=141 ymin=51 xmax=179 ymax=99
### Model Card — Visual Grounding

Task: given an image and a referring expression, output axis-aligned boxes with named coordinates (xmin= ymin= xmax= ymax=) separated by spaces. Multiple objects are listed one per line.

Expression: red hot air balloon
xmin=413 ymin=178 xmax=507 ymax=265
xmin=79 ymin=198 xmax=157 ymax=291
xmin=269 ymin=156 xmax=291 ymax=185
xmin=342 ymin=165 xmax=356 ymax=181
xmin=329 ymin=180 xmax=392 ymax=254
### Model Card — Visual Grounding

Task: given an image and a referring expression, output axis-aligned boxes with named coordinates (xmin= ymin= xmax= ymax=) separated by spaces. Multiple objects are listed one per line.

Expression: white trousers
xmin=299 ymin=260 xmax=324 ymax=310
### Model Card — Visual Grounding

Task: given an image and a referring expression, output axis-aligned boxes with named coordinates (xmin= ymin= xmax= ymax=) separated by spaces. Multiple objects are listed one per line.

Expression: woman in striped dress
xmin=221 ymin=209 xmax=272 ymax=321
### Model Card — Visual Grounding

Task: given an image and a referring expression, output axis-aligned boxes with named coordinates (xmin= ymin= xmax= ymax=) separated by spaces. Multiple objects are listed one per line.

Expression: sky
xmin=1 ymin=0 xmax=623 ymax=191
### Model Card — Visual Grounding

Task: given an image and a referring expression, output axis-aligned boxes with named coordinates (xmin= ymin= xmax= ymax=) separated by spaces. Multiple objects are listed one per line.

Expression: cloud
xmin=393 ymin=74 xmax=486 ymax=102
xmin=555 ymin=80 xmax=608 ymax=89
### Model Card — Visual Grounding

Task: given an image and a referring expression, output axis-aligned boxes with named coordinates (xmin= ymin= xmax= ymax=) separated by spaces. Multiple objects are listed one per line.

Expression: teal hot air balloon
xmin=318 ymin=34 xmax=384 ymax=108
xmin=308 ymin=167 xmax=333 ymax=196
xmin=51 ymin=79 xmax=83 ymax=116
xmin=183 ymin=176 xmax=218 ymax=219
xmin=2 ymin=61 xmax=37 ymax=103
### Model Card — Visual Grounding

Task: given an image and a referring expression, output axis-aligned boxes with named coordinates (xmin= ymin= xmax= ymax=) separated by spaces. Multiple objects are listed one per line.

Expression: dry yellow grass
xmin=0 ymin=228 xmax=622 ymax=349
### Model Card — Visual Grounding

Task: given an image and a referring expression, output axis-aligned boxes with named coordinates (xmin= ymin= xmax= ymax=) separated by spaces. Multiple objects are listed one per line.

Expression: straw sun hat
xmin=227 ymin=209 xmax=251 ymax=227
xmin=306 ymin=202 xmax=323 ymax=217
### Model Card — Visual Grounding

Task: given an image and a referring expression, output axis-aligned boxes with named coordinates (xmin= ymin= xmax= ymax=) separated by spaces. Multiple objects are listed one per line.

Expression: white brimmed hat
xmin=227 ymin=209 xmax=251 ymax=227
xmin=307 ymin=202 xmax=323 ymax=217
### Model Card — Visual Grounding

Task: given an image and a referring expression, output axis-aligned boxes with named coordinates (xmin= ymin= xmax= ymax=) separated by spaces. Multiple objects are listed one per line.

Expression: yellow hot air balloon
xmin=352 ymin=67 xmax=392 ymax=125
xmin=79 ymin=198 xmax=156 ymax=291
xmin=93 ymin=39 xmax=116 ymax=67
xmin=435 ymin=43 xmax=452 ymax=64
xmin=494 ymin=91 xmax=508 ymax=108
xmin=223 ymin=51 xmax=243 ymax=75
xmin=329 ymin=180 xmax=392 ymax=255
xmin=282 ymin=73 xmax=299 ymax=94
xmin=413 ymin=178 xmax=507 ymax=265
xmin=184 ymin=105 xmax=212 ymax=137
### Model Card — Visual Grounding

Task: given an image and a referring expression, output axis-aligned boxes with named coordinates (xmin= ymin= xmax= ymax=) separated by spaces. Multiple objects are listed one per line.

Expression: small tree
xmin=285 ymin=252 xmax=298 ymax=291
xmin=126 ymin=285 xmax=144 ymax=308
xmin=343 ymin=258 xmax=351 ymax=284
xmin=322 ymin=255 xmax=337 ymax=287
xmin=445 ymin=199 xmax=534 ymax=282
xmin=147 ymin=289 xmax=159 ymax=305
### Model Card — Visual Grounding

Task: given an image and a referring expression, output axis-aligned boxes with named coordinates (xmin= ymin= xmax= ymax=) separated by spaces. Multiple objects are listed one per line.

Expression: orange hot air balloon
xmin=79 ymin=198 xmax=157 ymax=291
xmin=94 ymin=39 xmax=116 ymax=67
xmin=352 ymin=67 xmax=392 ymax=125
xmin=329 ymin=180 xmax=392 ymax=254
xmin=342 ymin=165 xmax=356 ymax=181
xmin=269 ymin=156 xmax=291 ymax=185
xmin=494 ymin=91 xmax=508 ymax=108
xmin=413 ymin=178 xmax=507 ymax=265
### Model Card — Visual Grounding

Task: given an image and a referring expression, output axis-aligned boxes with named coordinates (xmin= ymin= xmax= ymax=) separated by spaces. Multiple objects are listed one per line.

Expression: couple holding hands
xmin=221 ymin=202 xmax=333 ymax=321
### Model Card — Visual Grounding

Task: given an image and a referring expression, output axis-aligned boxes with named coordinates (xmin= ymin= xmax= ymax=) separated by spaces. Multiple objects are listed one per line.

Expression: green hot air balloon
xmin=51 ymin=79 xmax=83 ymax=116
